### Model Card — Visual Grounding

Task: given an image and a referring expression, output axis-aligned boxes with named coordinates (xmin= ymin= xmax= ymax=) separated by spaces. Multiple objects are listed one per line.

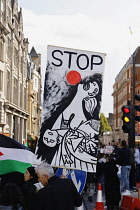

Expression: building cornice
xmin=4 ymin=101 xmax=29 ymax=117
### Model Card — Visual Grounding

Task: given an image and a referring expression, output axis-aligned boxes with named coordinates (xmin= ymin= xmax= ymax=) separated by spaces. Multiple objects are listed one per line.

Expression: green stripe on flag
xmin=0 ymin=159 xmax=32 ymax=175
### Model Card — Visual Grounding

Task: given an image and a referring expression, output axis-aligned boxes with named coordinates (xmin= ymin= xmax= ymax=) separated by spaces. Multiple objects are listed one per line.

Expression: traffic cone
xmin=93 ymin=183 xmax=105 ymax=210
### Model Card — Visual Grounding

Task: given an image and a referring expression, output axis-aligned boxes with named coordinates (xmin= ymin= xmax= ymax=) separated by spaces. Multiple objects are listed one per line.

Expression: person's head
xmin=1 ymin=183 xmax=22 ymax=208
xmin=118 ymin=138 xmax=121 ymax=143
xmin=24 ymin=166 xmax=38 ymax=182
xmin=109 ymin=153 xmax=115 ymax=159
xmin=106 ymin=153 xmax=114 ymax=162
xmin=121 ymin=140 xmax=127 ymax=148
xmin=35 ymin=162 xmax=54 ymax=186
xmin=111 ymin=140 xmax=115 ymax=145
xmin=99 ymin=153 xmax=104 ymax=159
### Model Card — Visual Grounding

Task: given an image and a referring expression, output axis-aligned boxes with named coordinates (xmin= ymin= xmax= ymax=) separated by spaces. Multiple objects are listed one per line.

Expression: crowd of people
xmin=85 ymin=139 xmax=140 ymax=210
xmin=0 ymin=163 xmax=82 ymax=210
xmin=0 ymin=139 xmax=140 ymax=210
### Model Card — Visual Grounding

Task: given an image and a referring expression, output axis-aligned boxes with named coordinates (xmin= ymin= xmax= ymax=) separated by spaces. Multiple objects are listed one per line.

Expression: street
xmin=77 ymin=190 xmax=139 ymax=210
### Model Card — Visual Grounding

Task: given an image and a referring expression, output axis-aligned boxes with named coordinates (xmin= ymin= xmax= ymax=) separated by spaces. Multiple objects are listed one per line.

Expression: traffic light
xmin=135 ymin=95 xmax=140 ymax=122
xmin=121 ymin=105 xmax=133 ymax=133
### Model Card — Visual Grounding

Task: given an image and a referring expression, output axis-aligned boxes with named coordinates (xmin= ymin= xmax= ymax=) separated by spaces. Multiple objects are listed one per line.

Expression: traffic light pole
xmin=128 ymin=102 xmax=135 ymax=148
xmin=128 ymin=51 xmax=137 ymax=148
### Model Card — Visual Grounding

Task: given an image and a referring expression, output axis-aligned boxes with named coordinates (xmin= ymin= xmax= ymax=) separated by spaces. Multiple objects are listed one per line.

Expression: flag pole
xmin=129 ymin=26 xmax=133 ymax=57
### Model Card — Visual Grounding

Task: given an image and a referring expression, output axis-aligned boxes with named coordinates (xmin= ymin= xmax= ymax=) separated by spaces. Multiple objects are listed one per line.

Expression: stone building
xmin=0 ymin=0 xmax=42 ymax=144
xmin=112 ymin=47 xmax=140 ymax=142
xmin=27 ymin=47 xmax=42 ymax=144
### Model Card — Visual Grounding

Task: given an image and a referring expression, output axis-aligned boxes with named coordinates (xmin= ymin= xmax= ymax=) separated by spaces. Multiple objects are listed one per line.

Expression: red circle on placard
xmin=66 ymin=71 xmax=81 ymax=85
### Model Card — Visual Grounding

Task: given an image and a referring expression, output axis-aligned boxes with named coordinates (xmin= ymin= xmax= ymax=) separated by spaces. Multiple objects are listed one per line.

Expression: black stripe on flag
xmin=0 ymin=134 xmax=30 ymax=150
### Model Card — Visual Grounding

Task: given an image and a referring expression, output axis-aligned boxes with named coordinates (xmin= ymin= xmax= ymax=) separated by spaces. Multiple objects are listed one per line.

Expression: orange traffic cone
xmin=93 ymin=183 xmax=105 ymax=210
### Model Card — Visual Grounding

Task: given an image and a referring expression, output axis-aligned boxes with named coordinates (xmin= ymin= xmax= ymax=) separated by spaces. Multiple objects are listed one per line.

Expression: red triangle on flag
xmin=0 ymin=151 xmax=4 ymax=156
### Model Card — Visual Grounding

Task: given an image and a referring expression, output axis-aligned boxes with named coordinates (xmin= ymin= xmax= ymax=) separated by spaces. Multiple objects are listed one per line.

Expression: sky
xmin=18 ymin=0 xmax=140 ymax=117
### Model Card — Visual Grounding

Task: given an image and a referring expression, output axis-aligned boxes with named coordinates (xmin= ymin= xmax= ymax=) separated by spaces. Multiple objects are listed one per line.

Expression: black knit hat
xmin=27 ymin=166 xmax=38 ymax=180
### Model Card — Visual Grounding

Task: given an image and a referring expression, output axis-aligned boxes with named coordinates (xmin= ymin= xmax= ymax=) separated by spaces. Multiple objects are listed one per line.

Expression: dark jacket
xmin=114 ymin=146 xmax=130 ymax=166
xmin=0 ymin=204 xmax=23 ymax=210
xmin=104 ymin=158 xmax=121 ymax=206
xmin=22 ymin=179 xmax=37 ymax=210
xmin=96 ymin=161 xmax=105 ymax=177
xmin=86 ymin=172 xmax=96 ymax=183
xmin=34 ymin=175 xmax=82 ymax=210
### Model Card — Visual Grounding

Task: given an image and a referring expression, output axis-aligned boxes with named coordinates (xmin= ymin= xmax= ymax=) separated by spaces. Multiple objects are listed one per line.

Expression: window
xmin=14 ymin=47 xmax=19 ymax=68
xmin=13 ymin=77 xmax=18 ymax=105
xmin=20 ymin=83 xmax=22 ymax=108
xmin=6 ymin=71 xmax=10 ymax=101
xmin=19 ymin=83 xmax=23 ymax=108
xmin=7 ymin=38 xmax=12 ymax=60
xmin=1 ymin=1 xmax=6 ymax=23
xmin=24 ymin=87 xmax=27 ymax=110
xmin=34 ymin=78 xmax=38 ymax=91
xmin=20 ymin=56 xmax=24 ymax=74
xmin=0 ymin=41 xmax=4 ymax=62
xmin=127 ymin=69 xmax=129 ymax=79
xmin=6 ymin=113 xmax=11 ymax=125
xmin=34 ymin=106 xmax=37 ymax=119
xmin=35 ymin=78 xmax=37 ymax=88
xmin=1 ymin=1 xmax=4 ymax=12
xmin=24 ymin=120 xmax=26 ymax=139
xmin=0 ymin=70 xmax=3 ymax=91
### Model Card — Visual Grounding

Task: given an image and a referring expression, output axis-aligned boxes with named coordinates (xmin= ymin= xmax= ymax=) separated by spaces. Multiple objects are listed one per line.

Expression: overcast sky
xmin=18 ymin=0 xmax=140 ymax=117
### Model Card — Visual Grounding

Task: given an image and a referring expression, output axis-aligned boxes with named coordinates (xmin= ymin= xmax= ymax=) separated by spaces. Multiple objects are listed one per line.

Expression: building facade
xmin=0 ymin=0 xmax=42 ymax=144
xmin=112 ymin=47 xmax=140 ymax=142
xmin=27 ymin=47 xmax=42 ymax=144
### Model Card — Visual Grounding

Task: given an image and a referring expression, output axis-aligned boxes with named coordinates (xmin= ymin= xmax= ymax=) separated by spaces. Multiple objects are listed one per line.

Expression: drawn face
xmin=82 ymin=81 xmax=99 ymax=98
xmin=43 ymin=129 xmax=58 ymax=147
xmin=88 ymin=81 xmax=99 ymax=97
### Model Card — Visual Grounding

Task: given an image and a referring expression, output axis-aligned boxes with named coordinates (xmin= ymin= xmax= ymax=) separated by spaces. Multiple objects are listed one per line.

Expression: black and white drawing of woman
xmin=52 ymin=73 xmax=102 ymax=132
xmin=50 ymin=74 xmax=102 ymax=171
xmin=35 ymin=62 xmax=103 ymax=171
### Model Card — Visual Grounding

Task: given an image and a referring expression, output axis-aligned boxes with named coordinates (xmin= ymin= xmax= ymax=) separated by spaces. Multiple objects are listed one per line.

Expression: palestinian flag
xmin=0 ymin=134 xmax=35 ymax=175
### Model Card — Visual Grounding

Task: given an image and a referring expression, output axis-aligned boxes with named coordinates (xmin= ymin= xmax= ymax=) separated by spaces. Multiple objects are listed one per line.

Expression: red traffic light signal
xmin=122 ymin=107 xmax=130 ymax=113
xmin=121 ymin=105 xmax=133 ymax=133
xmin=121 ymin=105 xmax=132 ymax=114
xmin=122 ymin=106 xmax=131 ymax=113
